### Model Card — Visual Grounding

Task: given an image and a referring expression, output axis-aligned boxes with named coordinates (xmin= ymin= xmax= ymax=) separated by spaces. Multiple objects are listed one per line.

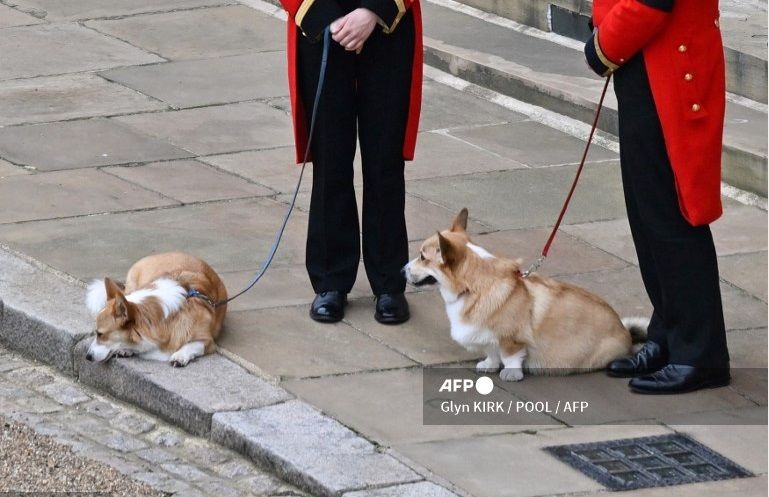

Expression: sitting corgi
xmin=85 ymin=252 xmax=227 ymax=367
xmin=404 ymin=209 xmax=646 ymax=381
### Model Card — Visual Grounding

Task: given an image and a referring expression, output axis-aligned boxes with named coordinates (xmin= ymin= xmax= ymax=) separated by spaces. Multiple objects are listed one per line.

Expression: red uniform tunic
xmin=278 ymin=0 xmax=423 ymax=164
xmin=585 ymin=0 xmax=725 ymax=226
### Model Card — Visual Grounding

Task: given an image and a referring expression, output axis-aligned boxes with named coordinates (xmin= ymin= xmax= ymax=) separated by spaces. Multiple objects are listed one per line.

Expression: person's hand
xmin=331 ymin=8 xmax=378 ymax=52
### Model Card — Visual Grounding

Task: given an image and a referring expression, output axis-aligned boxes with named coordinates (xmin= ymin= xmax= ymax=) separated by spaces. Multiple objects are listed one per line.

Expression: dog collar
xmin=187 ymin=288 xmax=216 ymax=308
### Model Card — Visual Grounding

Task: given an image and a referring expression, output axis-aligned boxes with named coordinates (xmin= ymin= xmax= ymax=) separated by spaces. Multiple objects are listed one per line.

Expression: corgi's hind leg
xmin=476 ymin=344 xmax=502 ymax=373
xmin=499 ymin=338 xmax=527 ymax=382
xmin=169 ymin=341 xmax=206 ymax=367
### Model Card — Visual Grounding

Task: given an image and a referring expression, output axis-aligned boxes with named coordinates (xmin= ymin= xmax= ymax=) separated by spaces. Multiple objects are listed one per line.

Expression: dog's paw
xmin=476 ymin=358 xmax=501 ymax=373
xmin=499 ymin=368 xmax=524 ymax=382
xmin=169 ymin=351 xmax=192 ymax=368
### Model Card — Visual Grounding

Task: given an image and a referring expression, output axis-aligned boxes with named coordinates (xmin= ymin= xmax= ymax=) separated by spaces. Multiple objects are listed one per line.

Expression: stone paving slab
xmin=211 ymin=400 xmax=423 ymax=497
xmin=220 ymin=306 xmax=416 ymax=379
xmin=407 ymin=162 xmax=626 ymax=230
xmin=0 ymin=198 xmax=309 ymax=278
xmin=275 ymin=189 xmax=493 ymax=242
xmin=114 ymin=101 xmax=293 ymax=155
xmin=86 ymin=5 xmax=284 ymax=60
xmin=668 ymin=416 xmax=767 ymax=476
xmin=0 ymin=158 xmax=29 ymax=178
xmin=725 ymin=328 xmax=768 ymax=405
xmin=284 ymin=368 xmax=556 ymax=446
xmin=407 ymin=132 xmax=526 ymax=179
xmin=74 ymin=343 xmax=292 ymax=435
xmin=0 ymin=23 xmax=162 ymax=81
xmin=343 ymin=481 xmax=460 ymax=497
xmin=497 ymin=368 xmax=755 ymax=426
xmin=0 ymin=248 xmax=91 ymax=372
xmin=0 ymin=73 xmax=167 ymax=126
xmin=104 ymin=159 xmax=273 ymax=203
xmin=419 ymin=80 xmax=527 ymax=131
xmin=396 ymin=425 xmax=675 ymax=497
xmin=0 ymin=118 xmax=192 ymax=171
xmin=579 ymin=474 xmax=766 ymax=497
xmin=201 ymin=131 xmax=530 ymax=193
xmin=100 ymin=51 xmax=289 ymax=108
xmin=561 ymin=266 xmax=769 ymax=331
xmin=199 ymin=147 xmax=310 ymax=194
xmin=564 ymin=204 xmax=769 ymax=264
xmin=6 ymin=0 xmax=235 ymax=20
xmin=469 ymin=227 xmax=630 ymax=276
xmin=450 ymin=122 xmax=618 ymax=167
xmin=0 ymin=169 xmax=176 ymax=224
xmin=718 ymin=251 xmax=768 ymax=303
xmin=343 ymin=291 xmax=480 ymax=366
xmin=0 ymin=3 xmax=44 ymax=27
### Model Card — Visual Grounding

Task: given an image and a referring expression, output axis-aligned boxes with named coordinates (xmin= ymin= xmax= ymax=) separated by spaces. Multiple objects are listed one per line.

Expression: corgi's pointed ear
xmin=450 ymin=208 xmax=469 ymax=233
xmin=104 ymin=277 xmax=124 ymax=300
xmin=438 ymin=232 xmax=462 ymax=265
xmin=113 ymin=295 xmax=133 ymax=322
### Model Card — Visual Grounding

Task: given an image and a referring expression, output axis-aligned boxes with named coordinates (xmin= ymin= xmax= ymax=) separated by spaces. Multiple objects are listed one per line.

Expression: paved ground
xmin=0 ymin=0 xmax=766 ymax=496
xmin=0 ymin=344 xmax=307 ymax=497
xmin=1 ymin=417 xmax=163 ymax=497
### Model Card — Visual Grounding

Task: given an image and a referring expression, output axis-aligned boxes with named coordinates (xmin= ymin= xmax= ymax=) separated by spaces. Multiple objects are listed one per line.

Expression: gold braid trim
xmin=381 ymin=0 xmax=406 ymax=34
xmin=594 ymin=30 xmax=620 ymax=74
xmin=295 ymin=0 xmax=316 ymax=28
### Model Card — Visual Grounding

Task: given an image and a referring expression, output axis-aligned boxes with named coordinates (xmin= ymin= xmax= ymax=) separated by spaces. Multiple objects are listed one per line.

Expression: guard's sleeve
xmin=584 ymin=0 xmax=674 ymax=76
xmin=280 ymin=0 xmax=345 ymax=40
xmin=359 ymin=0 xmax=415 ymax=33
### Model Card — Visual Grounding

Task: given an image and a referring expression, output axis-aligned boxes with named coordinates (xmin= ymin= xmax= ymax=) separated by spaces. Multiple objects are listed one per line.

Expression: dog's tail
xmin=622 ymin=316 xmax=649 ymax=344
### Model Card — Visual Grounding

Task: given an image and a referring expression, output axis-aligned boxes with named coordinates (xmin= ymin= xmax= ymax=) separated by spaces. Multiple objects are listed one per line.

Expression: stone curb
xmin=0 ymin=246 xmax=460 ymax=497
xmin=73 ymin=339 xmax=293 ymax=436
xmin=0 ymin=246 xmax=92 ymax=372
xmin=422 ymin=37 xmax=768 ymax=197
xmin=454 ymin=0 xmax=767 ymax=103
xmin=212 ymin=401 xmax=423 ymax=497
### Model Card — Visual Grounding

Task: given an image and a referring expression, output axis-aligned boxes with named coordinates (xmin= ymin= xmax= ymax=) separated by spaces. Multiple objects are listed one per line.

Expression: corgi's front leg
xmin=499 ymin=340 xmax=526 ymax=382
xmin=169 ymin=341 xmax=206 ymax=367
xmin=476 ymin=345 xmax=502 ymax=373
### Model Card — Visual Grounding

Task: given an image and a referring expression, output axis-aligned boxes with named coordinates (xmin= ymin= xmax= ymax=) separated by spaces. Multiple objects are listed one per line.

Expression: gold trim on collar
xmin=594 ymin=30 xmax=620 ymax=74
xmin=295 ymin=0 xmax=316 ymax=27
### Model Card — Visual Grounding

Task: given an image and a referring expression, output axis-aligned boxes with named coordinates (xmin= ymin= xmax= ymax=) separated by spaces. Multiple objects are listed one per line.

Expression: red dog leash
xmin=522 ymin=75 xmax=613 ymax=278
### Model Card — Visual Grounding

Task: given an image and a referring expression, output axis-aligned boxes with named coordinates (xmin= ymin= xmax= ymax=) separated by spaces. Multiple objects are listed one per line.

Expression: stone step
xmin=421 ymin=0 xmax=768 ymax=196
xmin=447 ymin=0 xmax=768 ymax=103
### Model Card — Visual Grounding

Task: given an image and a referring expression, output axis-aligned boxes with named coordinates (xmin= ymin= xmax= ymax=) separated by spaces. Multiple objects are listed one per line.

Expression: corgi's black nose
xmin=85 ymin=352 xmax=93 ymax=362
xmin=400 ymin=267 xmax=406 ymax=276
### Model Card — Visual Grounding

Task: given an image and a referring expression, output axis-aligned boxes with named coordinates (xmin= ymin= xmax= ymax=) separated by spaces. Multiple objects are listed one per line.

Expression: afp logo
xmin=438 ymin=376 xmax=494 ymax=395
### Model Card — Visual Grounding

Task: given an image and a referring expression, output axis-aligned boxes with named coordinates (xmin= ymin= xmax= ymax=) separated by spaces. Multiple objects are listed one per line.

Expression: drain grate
xmin=545 ymin=434 xmax=752 ymax=491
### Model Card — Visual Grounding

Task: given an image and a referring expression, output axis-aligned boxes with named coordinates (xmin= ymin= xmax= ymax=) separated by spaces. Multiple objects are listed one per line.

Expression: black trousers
xmin=614 ymin=54 xmax=729 ymax=368
xmin=298 ymin=11 xmax=414 ymax=296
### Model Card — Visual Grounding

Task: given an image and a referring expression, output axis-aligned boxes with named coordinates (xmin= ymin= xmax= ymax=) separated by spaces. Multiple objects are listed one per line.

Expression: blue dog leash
xmin=193 ymin=27 xmax=332 ymax=308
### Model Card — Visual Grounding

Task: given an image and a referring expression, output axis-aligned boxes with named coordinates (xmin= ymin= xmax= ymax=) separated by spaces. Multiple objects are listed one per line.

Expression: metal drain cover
xmin=545 ymin=434 xmax=752 ymax=491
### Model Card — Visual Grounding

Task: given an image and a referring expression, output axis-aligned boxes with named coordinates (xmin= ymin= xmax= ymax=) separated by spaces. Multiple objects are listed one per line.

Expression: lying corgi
xmin=85 ymin=252 xmax=227 ymax=367
xmin=404 ymin=208 xmax=646 ymax=381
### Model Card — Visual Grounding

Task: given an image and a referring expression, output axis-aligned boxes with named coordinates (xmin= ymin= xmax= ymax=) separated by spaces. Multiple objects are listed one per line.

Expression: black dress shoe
xmin=606 ymin=341 xmax=667 ymax=378
xmin=375 ymin=293 xmax=410 ymax=324
xmin=310 ymin=291 xmax=347 ymax=323
xmin=629 ymin=364 xmax=731 ymax=395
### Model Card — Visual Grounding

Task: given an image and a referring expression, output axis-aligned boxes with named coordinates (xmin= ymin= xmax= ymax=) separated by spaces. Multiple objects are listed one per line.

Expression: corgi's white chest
xmin=442 ymin=292 xmax=497 ymax=351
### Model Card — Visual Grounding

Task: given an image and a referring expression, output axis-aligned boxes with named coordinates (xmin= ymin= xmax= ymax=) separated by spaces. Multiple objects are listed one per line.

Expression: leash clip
xmin=521 ymin=255 xmax=545 ymax=279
